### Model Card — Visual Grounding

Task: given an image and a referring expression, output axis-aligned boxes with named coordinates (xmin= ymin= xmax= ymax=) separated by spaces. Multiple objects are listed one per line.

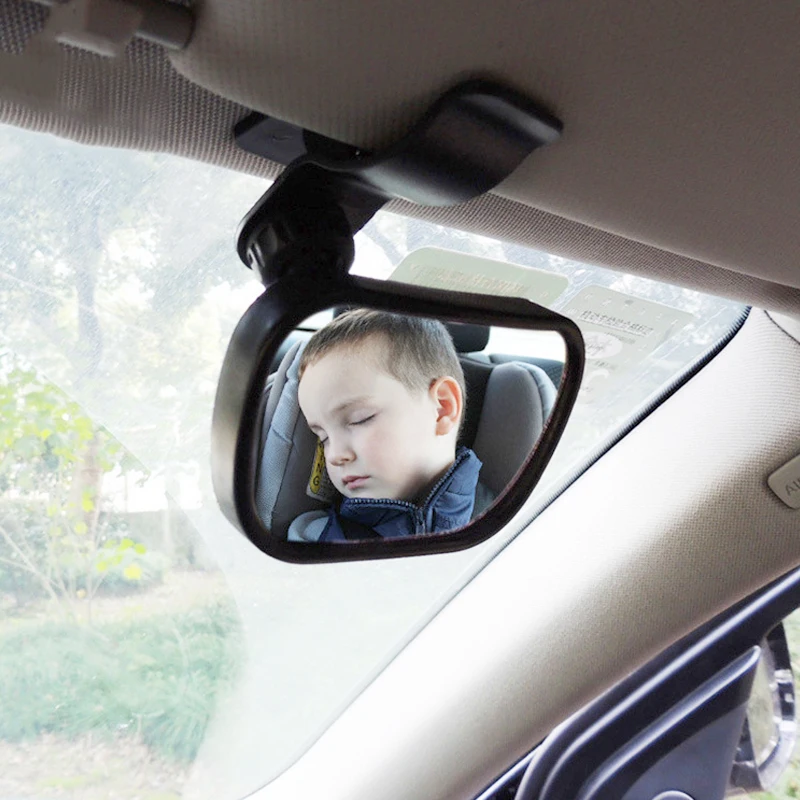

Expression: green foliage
xmin=92 ymin=547 xmax=170 ymax=596
xmin=0 ymin=600 xmax=242 ymax=762
xmin=0 ymin=129 xmax=254 ymax=483
xmin=0 ymin=353 xmax=154 ymax=613
xmin=0 ymin=361 xmax=108 ymax=490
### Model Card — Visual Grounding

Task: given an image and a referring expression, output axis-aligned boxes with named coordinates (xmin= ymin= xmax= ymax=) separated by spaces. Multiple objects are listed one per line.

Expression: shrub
xmin=0 ymin=599 xmax=242 ymax=761
xmin=0 ymin=360 xmax=153 ymax=618
xmin=91 ymin=548 xmax=172 ymax=596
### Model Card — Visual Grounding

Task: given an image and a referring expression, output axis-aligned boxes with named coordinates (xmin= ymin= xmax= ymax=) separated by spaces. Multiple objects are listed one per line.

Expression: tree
xmin=0 ymin=128 xmax=263 ymax=515
xmin=0 ymin=351 xmax=147 ymax=622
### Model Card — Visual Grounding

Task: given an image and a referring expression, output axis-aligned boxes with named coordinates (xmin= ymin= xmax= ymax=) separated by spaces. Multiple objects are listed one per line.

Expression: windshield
xmin=0 ymin=125 xmax=746 ymax=800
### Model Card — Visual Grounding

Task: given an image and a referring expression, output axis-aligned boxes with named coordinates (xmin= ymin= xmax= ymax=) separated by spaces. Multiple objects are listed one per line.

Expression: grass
xmin=38 ymin=773 xmax=103 ymax=790
xmin=0 ymin=599 xmax=241 ymax=762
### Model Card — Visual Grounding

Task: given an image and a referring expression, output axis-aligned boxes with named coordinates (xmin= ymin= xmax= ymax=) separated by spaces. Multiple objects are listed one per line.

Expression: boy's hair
xmin=299 ymin=309 xmax=466 ymax=401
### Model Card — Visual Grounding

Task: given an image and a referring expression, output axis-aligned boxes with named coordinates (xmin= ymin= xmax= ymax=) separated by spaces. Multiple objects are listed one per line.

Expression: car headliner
xmin=1 ymin=0 xmax=800 ymax=313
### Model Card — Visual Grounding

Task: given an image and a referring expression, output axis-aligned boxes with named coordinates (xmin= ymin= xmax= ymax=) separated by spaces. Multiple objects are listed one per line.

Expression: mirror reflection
xmin=729 ymin=621 xmax=797 ymax=794
xmin=255 ymin=308 xmax=565 ymax=542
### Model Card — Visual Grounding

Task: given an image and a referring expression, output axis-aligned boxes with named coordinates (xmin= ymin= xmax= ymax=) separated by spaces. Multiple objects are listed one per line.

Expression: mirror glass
xmin=253 ymin=308 xmax=566 ymax=543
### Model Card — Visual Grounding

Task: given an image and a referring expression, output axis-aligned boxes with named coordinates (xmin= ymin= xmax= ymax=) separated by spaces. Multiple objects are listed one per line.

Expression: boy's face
xmin=298 ymin=338 xmax=460 ymax=502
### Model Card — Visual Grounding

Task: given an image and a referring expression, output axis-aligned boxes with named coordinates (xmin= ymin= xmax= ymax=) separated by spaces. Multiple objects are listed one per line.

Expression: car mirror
xmin=729 ymin=621 xmax=797 ymax=793
xmin=212 ymin=282 xmax=583 ymax=562
xmin=210 ymin=79 xmax=581 ymax=562
xmin=253 ymin=309 xmax=569 ymax=548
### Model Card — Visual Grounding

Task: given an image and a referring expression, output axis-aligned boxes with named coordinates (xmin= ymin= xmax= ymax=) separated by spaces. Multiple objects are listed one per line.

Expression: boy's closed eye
xmin=313 ymin=413 xmax=376 ymax=449
xmin=348 ymin=413 xmax=376 ymax=427
xmin=315 ymin=418 xmax=372 ymax=439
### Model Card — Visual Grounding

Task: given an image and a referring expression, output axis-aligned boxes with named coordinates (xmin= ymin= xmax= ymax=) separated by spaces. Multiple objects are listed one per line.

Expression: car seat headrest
xmin=445 ymin=322 xmax=490 ymax=353
xmin=470 ymin=361 xmax=557 ymax=491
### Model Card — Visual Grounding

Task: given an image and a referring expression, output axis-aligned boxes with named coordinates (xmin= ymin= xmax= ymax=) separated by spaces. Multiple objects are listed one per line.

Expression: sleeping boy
xmin=288 ymin=309 xmax=485 ymax=542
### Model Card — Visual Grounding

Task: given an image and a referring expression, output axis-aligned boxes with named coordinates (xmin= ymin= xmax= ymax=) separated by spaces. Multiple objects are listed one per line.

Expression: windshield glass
xmin=0 ymin=125 xmax=746 ymax=800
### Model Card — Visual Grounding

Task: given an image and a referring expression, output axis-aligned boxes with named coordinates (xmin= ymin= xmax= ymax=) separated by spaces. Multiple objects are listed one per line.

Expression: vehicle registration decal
xmin=561 ymin=286 xmax=694 ymax=401
xmin=389 ymin=246 xmax=569 ymax=306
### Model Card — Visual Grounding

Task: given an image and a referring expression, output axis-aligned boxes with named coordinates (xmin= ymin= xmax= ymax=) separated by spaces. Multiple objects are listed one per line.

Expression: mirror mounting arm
xmin=235 ymin=79 xmax=562 ymax=287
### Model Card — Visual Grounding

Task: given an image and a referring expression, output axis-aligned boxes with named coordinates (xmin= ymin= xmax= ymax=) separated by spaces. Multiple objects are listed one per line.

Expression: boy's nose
xmin=326 ymin=438 xmax=354 ymax=466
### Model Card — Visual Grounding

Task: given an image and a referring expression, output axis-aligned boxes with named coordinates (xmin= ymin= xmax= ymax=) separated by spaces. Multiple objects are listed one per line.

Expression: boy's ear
xmin=430 ymin=377 xmax=463 ymax=436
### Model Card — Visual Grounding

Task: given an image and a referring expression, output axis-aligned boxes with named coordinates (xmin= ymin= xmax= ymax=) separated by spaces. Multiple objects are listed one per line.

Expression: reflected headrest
xmin=444 ymin=322 xmax=490 ymax=353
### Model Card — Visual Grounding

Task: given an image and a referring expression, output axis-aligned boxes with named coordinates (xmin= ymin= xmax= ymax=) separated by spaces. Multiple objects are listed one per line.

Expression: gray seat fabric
xmin=487 ymin=353 xmax=563 ymax=388
xmin=255 ymin=341 xmax=330 ymax=537
xmin=256 ymin=336 xmax=558 ymax=538
xmin=470 ymin=361 xmax=556 ymax=492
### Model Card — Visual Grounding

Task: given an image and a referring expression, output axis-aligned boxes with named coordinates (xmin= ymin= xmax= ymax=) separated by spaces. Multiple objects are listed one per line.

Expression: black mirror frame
xmin=212 ymin=79 xmax=581 ymax=562
xmin=211 ymin=267 xmax=584 ymax=563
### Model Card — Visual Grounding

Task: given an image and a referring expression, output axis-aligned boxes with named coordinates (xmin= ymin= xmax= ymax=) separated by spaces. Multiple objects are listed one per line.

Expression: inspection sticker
xmin=562 ymin=286 xmax=694 ymax=400
xmin=389 ymin=247 xmax=569 ymax=306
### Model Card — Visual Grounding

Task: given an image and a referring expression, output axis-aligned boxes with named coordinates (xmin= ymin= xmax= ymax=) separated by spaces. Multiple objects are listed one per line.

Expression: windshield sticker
xmin=389 ymin=247 xmax=569 ymax=306
xmin=562 ymin=286 xmax=694 ymax=401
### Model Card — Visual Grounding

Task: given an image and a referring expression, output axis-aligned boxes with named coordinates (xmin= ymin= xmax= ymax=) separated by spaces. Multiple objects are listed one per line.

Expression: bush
xmin=92 ymin=548 xmax=172 ymax=596
xmin=0 ymin=502 xmax=50 ymax=602
xmin=0 ymin=535 xmax=171 ymax=606
xmin=0 ymin=361 xmax=156 ymax=615
xmin=0 ymin=600 xmax=242 ymax=761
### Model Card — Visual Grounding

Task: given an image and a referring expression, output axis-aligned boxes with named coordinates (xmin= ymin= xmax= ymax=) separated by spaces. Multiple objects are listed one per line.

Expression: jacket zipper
xmin=343 ymin=448 xmax=470 ymax=533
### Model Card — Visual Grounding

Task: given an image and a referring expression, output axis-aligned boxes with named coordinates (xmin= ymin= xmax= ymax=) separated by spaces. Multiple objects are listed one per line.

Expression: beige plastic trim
xmin=770 ymin=312 xmax=800 ymax=346
xmin=226 ymin=310 xmax=800 ymax=800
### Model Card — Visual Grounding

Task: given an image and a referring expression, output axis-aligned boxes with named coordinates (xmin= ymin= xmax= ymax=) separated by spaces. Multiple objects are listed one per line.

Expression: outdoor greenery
xmin=0 ymin=599 xmax=241 ymax=762
xmin=0 ymin=129 xmax=249 ymax=786
xmin=0 ymin=350 xmax=242 ymax=781
xmin=0 ymin=353 xmax=154 ymax=620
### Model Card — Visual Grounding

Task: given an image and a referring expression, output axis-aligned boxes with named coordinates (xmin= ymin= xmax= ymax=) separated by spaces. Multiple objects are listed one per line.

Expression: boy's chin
xmin=342 ymin=489 xmax=380 ymax=500
xmin=340 ymin=484 xmax=396 ymax=501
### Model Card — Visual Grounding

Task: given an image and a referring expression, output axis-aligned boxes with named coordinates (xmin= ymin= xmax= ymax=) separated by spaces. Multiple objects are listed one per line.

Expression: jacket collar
xmin=336 ymin=447 xmax=482 ymax=538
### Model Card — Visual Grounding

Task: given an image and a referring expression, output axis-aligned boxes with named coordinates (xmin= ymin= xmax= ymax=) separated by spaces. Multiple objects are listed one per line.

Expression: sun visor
xmin=167 ymin=0 xmax=800 ymax=291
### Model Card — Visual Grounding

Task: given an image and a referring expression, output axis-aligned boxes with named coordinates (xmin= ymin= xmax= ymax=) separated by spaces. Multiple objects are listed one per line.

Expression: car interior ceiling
xmin=2 ymin=2 xmax=800 ymax=800
xmin=4 ymin=1 xmax=800 ymax=313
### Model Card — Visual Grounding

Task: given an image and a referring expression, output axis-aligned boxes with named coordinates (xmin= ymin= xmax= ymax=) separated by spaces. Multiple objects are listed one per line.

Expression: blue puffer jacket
xmin=320 ymin=447 xmax=482 ymax=541
xmin=287 ymin=447 xmax=483 ymax=542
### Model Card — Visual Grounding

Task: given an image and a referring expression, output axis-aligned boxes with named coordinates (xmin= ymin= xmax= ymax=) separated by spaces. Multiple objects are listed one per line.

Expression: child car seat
xmin=255 ymin=325 xmax=558 ymax=539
